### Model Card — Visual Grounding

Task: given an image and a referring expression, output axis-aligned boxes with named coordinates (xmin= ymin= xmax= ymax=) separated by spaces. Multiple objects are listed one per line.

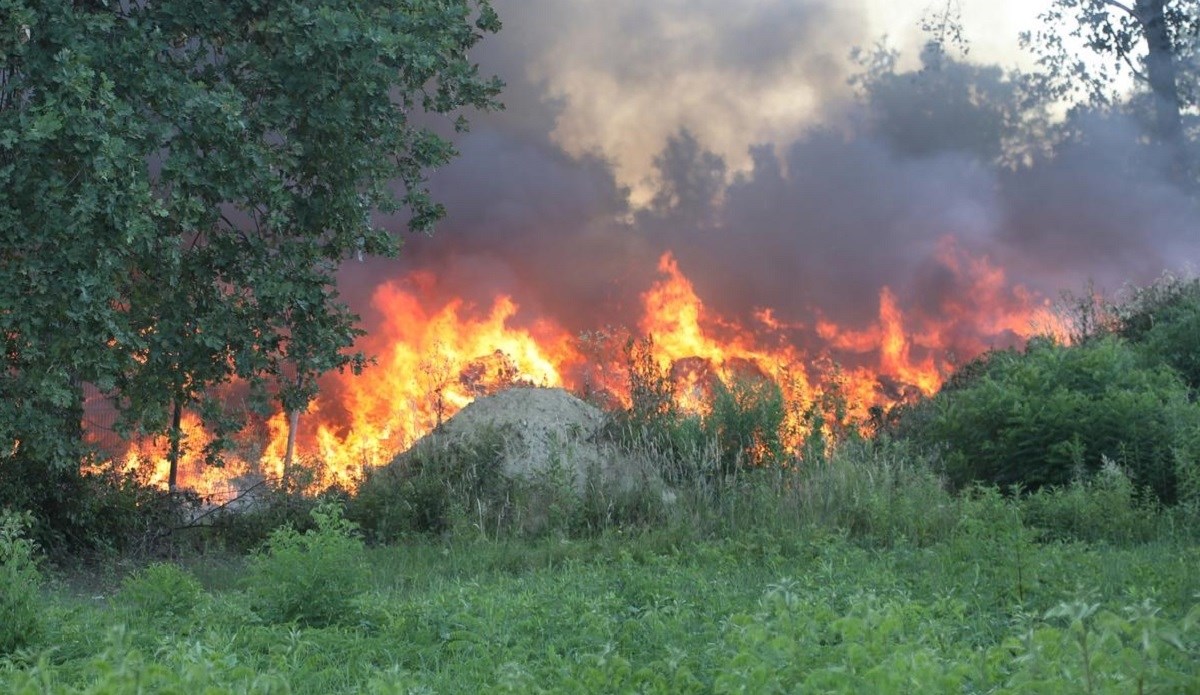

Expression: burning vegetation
xmin=98 ymin=241 xmax=1054 ymax=499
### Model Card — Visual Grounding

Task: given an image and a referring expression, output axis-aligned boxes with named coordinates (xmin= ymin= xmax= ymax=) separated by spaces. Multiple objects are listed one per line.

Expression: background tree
xmin=1 ymin=0 xmax=502 ymax=545
xmin=1022 ymin=0 xmax=1198 ymax=175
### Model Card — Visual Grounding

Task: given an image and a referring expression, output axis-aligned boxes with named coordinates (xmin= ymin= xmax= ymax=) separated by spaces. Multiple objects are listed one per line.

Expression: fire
xmin=639 ymin=253 xmax=814 ymax=414
xmin=95 ymin=242 xmax=1048 ymax=494
xmin=108 ymin=412 xmax=251 ymax=498
xmin=254 ymin=279 xmax=582 ymax=490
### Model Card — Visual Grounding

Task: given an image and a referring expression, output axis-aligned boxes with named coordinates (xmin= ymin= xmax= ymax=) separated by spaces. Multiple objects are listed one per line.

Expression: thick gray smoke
xmin=343 ymin=0 xmax=1200 ymax=367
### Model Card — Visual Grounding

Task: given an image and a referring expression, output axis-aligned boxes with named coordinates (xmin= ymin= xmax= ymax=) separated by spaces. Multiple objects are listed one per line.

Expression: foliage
xmin=115 ymin=562 xmax=204 ymax=625
xmin=625 ymin=335 xmax=677 ymax=429
xmin=851 ymin=38 xmax=1026 ymax=164
xmin=0 ymin=457 xmax=195 ymax=555
xmin=204 ymin=477 xmax=340 ymax=553
xmin=1020 ymin=459 xmax=1164 ymax=544
xmin=1021 ymin=0 xmax=1198 ymax=176
xmin=899 ymin=336 xmax=1200 ymax=502
xmin=703 ymin=376 xmax=787 ymax=475
xmin=787 ymin=439 xmax=962 ymax=547
xmin=3 ymin=506 xmax=1198 ymax=693
xmin=1114 ymin=274 xmax=1200 ymax=391
xmin=349 ymin=427 xmax=511 ymax=541
xmin=612 ymin=336 xmax=793 ymax=483
xmin=0 ymin=0 xmax=503 ymax=530
xmin=1 ymin=626 xmax=291 ymax=694
xmin=1022 ymin=0 xmax=1200 ymax=111
xmin=245 ymin=501 xmax=368 ymax=627
xmin=1006 ymin=599 xmax=1200 ymax=693
xmin=0 ymin=510 xmax=41 ymax=655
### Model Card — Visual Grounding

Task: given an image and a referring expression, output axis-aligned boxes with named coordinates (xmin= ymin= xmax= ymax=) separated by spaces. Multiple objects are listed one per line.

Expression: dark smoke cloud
xmin=998 ymin=111 xmax=1200 ymax=292
xmin=339 ymin=0 xmax=1200 ymax=366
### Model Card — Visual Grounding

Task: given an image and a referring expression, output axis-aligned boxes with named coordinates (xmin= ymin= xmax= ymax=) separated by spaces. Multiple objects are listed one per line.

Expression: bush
xmin=1019 ymin=459 xmax=1162 ymax=544
xmin=1133 ymin=291 xmax=1200 ymax=392
xmin=0 ymin=455 xmax=195 ymax=555
xmin=116 ymin=562 xmax=205 ymax=623
xmin=349 ymin=427 xmax=510 ymax=541
xmin=0 ymin=510 xmax=42 ymax=654
xmin=899 ymin=336 xmax=1200 ymax=502
xmin=792 ymin=439 xmax=960 ymax=546
xmin=245 ymin=501 xmax=368 ymax=626
xmin=705 ymin=376 xmax=787 ymax=475
xmin=205 ymin=484 xmax=326 ymax=553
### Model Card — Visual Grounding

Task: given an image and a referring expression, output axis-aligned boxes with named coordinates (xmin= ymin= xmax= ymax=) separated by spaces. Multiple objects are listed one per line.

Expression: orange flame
xmin=251 ymin=278 xmax=581 ymax=490
xmin=106 ymin=412 xmax=251 ymax=499
xmin=98 ymin=241 xmax=1049 ymax=493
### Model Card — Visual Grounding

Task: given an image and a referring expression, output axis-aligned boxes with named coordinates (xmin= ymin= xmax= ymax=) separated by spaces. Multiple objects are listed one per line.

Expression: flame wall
xmin=97 ymin=0 xmax=1200 ymax=495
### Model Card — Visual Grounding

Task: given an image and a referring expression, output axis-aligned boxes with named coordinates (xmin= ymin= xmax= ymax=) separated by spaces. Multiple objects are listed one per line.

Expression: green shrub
xmin=0 ymin=454 xmax=195 ymax=555
xmin=1058 ymin=273 xmax=1200 ymax=392
xmin=607 ymin=371 xmax=788 ymax=485
xmin=1134 ymin=291 xmax=1200 ymax=392
xmin=245 ymin=501 xmax=368 ymax=626
xmin=1020 ymin=459 xmax=1162 ymax=544
xmin=206 ymin=483 xmax=325 ymax=553
xmin=116 ymin=562 xmax=205 ymax=623
xmin=792 ymin=439 xmax=960 ymax=546
xmin=349 ymin=427 xmax=510 ymax=541
xmin=704 ymin=376 xmax=787 ymax=475
xmin=0 ymin=510 xmax=42 ymax=654
xmin=900 ymin=336 xmax=1200 ymax=502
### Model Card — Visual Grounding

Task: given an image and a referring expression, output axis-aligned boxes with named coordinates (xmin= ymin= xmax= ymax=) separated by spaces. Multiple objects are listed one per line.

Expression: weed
xmin=0 ymin=510 xmax=42 ymax=654
xmin=115 ymin=562 xmax=204 ymax=624
xmin=245 ymin=501 xmax=369 ymax=626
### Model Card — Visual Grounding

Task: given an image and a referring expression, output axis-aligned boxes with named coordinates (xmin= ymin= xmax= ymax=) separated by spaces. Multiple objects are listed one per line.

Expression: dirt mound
xmin=397 ymin=386 xmax=611 ymax=491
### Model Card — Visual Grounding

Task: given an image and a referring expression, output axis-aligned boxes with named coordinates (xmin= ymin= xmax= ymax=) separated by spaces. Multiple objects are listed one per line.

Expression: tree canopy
xmin=1 ymin=0 xmax=501 ymax=523
xmin=1022 ymin=0 xmax=1198 ymax=175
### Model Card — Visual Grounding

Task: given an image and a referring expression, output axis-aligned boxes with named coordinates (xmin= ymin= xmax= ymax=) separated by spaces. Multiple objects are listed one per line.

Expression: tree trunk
xmin=1136 ymin=0 xmax=1185 ymax=150
xmin=167 ymin=397 xmax=183 ymax=492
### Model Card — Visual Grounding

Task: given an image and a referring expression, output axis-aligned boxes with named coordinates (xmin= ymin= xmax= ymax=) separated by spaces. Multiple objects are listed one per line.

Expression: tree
xmin=646 ymin=129 xmax=727 ymax=224
xmin=1 ymin=1 xmax=501 ymax=539
xmin=849 ymin=3 xmax=1051 ymax=168
xmin=1022 ymin=0 xmax=1198 ymax=172
xmin=850 ymin=39 xmax=1025 ymax=165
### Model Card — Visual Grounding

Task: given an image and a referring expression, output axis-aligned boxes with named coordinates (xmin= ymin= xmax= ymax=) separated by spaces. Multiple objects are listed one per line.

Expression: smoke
xmin=340 ymin=0 xmax=1200 ymax=368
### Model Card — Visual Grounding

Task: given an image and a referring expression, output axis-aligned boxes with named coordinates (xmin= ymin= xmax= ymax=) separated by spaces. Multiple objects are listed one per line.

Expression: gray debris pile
xmin=396 ymin=386 xmax=612 ymax=492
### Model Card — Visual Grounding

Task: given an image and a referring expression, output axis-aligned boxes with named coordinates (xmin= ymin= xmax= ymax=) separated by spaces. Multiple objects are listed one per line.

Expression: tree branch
xmin=1118 ymin=50 xmax=1148 ymax=83
xmin=1100 ymin=0 xmax=1137 ymax=17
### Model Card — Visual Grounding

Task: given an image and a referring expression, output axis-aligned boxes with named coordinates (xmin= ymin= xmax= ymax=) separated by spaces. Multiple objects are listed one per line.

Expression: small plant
xmin=0 ymin=509 xmax=42 ymax=654
xmin=704 ymin=376 xmax=787 ymax=476
xmin=245 ymin=501 xmax=368 ymax=626
xmin=350 ymin=427 xmax=511 ymax=541
xmin=1020 ymin=458 xmax=1161 ymax=544
xmin=116 ymin=562 xmax=205 ymax=623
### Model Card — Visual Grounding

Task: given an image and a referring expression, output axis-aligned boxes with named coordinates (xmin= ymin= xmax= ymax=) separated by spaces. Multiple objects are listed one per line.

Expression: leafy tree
xmin=1022 ymin=0 xmax=1198 ymax=172
xmin=1 ymin=1 xmax=501 ymax=539
xmin=646 ymin=129 xmax=727 ymax=223
xmin=850 ymin=4 xmax=1051 ymax=168
xmin=851 ymin=40 xmax=1027 ymax=165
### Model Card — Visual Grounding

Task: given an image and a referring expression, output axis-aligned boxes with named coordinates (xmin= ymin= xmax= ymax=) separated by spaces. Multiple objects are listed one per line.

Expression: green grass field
xmin=3 ymin=495 xmax=1198 ymax=694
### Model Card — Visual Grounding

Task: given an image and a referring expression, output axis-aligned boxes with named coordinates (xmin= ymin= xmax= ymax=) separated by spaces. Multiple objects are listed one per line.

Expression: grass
xmin=4 ymin=505 xmax=1199 ymax=693
xmin=4 ymin=432 xmax=1199 ymax=693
